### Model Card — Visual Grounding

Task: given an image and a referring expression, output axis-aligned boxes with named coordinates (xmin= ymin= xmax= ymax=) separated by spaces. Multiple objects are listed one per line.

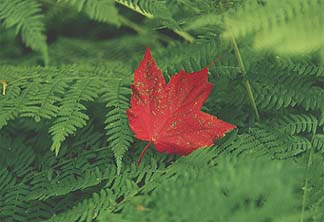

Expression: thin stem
xmin=300 ymin=131 xmax=317 ymax=222
xmin=206 ymin=56 xmax=221 ymax=69
xmin=173 ymin=29 xmax=194 ymax=43
xmin=118 ymin=16 xmax=172 ymax=43
xmin=230 ymin=31 xmax=260 ymax=121
xmin=219 ymin=2 xmax=259 ymax=121
xmin=0 ymin=80 xmax=8 ymax=95
xmin=118 ymin=15 xmax=147 ymax=35
xmin=115 ymin=0 xmax=194 ymax=42
xmin=137 ymin=141 xmax=153 ymax=168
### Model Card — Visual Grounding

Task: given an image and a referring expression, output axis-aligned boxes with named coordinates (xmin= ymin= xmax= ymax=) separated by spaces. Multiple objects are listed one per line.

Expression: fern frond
xmin=108 ymin=156 xmax=303 ymax=222
xmin=20 ymin=77 xmax=69 ymax=122
xmin=0 ymin=182 xmax=30 ymax=222
xmin=0 ymin=166 xmax=31 ymax=222
xmin=115 ymin=0 xmax=178 ymax=31
xmin=0 ymin=77 xmax=40 ymax=129
xmin=253 ymin=72 xmax=324 ymax=112
xmin=115 ymin=0 xmax=163 ymax=18
xmin=274 ymin=58 xmax=324 ymax=77
xmin=58 ymin=0 xmax=120 ymax=25
xmin=0 ymin=0 xmax=48 ymax=64
xmin=156 ymin=40 xmax=239 ymax=78
xmin=103 ymin=80 xmax=133 ymax=175
xmin=224 ymin=0 xmax=324 ymax=58
xmin=49 ymin=79 xmax=101 ymax=155
xmin=28 ymin=167 xmax=114 ymax=201
xmin=224 ymin=114 xmax=317 ymax=159
xmin=47 ymin=187 xmax=115 ymax=222
xmin=273 ymin=114 xmax=318 ymax=135
xmin=313 ymin=134 xmax=324 ymax=154
xmin=46 ymin=157 xmax=165 ymax=222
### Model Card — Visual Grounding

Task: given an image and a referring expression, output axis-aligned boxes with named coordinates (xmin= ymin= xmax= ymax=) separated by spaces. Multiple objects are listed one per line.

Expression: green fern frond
xmin=115 ymin=0 xmax=165 ymax=18
xmin=20 ymin=78 xmax=69 ymax=122
xmin=224 ymin=114 xmax=317 ymax=159
xmin=46 ymin=157 xmax=164 ymax=222
xmin=0 ymin=136 xmax=40 ymax=222
xmin=313 ymin=134 xmax=324 ymax=154
xmin=0 ymin=64 xmax=132 ymax=156
xmin=28 ymin=167 xmax=114 ymax=201
xmin=103 ymin=80 xmax=133 ymax=175
xmin=115 ymin=0 xmax=178 ymax=31
xmin=108 ymin=156 xmax=303 ymax=222
xmin=156 ymin=40 xmax=239 ymax=78
xmin=253 ymin=72 xmax=324 ymax=112
xmin=274 ymin=57 xmax=324 ymax=77
xmin=223 ymin=0 xmax=324 ymax=58
xmin=0 ymin=182 xmax=30 ymax=222
xmin=273 ymin=114 xmax=318 ymax=135
xmin=58 ymin=0 xmax=120 ymax=25
xmin=49 ymin=79 xmax=101 ymax=155
xmin=46 ymin=187 xmax=115 ymax=222
xmin=0 ymin=0 xmax=48 ymax=65
xmin=0 ymin=77 xmax=40 ymax=129
xmin=1 ymin=1 xmax=324 ymax=221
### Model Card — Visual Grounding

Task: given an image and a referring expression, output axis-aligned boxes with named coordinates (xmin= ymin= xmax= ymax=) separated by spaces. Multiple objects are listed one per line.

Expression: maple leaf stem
xmin=137 ymin=141 xmax=153 ymax=168
xmin=206 ymin=56 xmax=221 ymax=69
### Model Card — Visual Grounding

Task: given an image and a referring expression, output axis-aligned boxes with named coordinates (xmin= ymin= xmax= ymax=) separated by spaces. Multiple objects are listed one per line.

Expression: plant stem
xmin=118 ymin=15 xmax=147 ymax=34
xmin=230 ymin=31 xmax=260 ymax=121
xmin=137 ymin=141 xmax=153 ymax=168
xmin=115 ymin=0 xmax=194 ymax=42
xmin=173 ymin=29 xmax=194 ymax=43
xmin=300 ymin=131 xmax=317 ymax=222
xmin=118 ymin=16 xmax=172 ymax=43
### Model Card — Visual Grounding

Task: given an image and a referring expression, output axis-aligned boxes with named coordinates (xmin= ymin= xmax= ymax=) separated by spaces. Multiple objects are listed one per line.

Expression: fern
xmin=115 ymin=0 xmax=167 ymax=18
xmin=99 ymin=154 xmax=304 ymax=222
xmin=1 ymin=1 xmax=324 ymax=221
xmin=49 ymin=78 xmax=100 ymax=155
xmin=0 ymin=63 xmax=132 ymax=161
xmin=223 ymin=0 xmax=324 ymax=59
xmin=103 ymin=80 xmax=133 ymax=174
xmin=58 ymin=0 xmax=120 ymax=25
xmin=0 ymin=0 xmax=48 ymax=65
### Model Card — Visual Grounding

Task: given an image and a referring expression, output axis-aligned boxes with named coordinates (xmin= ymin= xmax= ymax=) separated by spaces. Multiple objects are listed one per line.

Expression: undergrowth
xmin=0 ymin=0 xmax=324 ymax=221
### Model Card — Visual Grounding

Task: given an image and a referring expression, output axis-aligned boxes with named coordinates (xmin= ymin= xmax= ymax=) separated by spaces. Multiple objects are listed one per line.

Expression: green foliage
xmin=223 ymin=0 xmax=324 ymax=59
xmin=0 ymin=0 xmax=48 ymax=65
xmin=1 ymin=0 xmax=324 ymax=221
xmin=103 ymin=80 xmax=133 ymax=175
xmin=58 ymin=0 xmax=120 ymax=25
xmin=104 ymin=155 xmax=303 ymax=222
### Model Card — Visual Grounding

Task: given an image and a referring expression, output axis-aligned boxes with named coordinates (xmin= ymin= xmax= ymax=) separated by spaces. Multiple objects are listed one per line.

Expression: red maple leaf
xmin=127 ymin=48 xmax=236 ymax=165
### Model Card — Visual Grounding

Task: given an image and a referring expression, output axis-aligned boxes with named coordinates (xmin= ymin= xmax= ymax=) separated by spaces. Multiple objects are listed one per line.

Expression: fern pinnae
xmin=103 ymin=80 xmax=133 ymax=175
xmin=273 ymin=114 xmax=318 ymax=135
xmin=0 ymin=0 xmax=48 ymax=64
xmin=49 ymin=79 xmax=101 ymax=155
xmin=58 ymin=0 xmax=121 ymax=26
xmin=312 ymin=134 xmax=324 ymax=154
xmin=0 ymin=1 xmax=324 ymax=221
